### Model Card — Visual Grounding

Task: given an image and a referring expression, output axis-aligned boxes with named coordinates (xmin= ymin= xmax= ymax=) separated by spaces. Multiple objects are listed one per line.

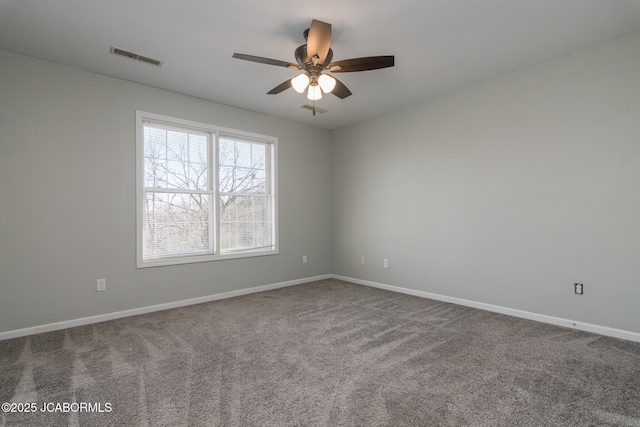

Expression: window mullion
xmin=212 ymin=130 xmax=220 ymax=255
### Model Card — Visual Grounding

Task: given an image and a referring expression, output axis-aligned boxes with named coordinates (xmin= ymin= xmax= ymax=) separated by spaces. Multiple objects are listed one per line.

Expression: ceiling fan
xmin=233 ymin=19 xmax=394 ymax=114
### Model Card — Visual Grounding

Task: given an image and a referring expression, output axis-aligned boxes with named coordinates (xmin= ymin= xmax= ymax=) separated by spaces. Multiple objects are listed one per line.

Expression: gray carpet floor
xmin=1 ymin=279 xmax=639 ymax=426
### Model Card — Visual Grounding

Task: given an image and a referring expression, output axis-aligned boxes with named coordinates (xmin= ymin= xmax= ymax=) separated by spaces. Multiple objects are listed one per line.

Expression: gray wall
xmin=3 ymin=31 xmax=640 ymax=336
xmin=331 ymin=32 xmax=640 ymax=334
xmin=0 ymin=51 xmax=332 ymax=333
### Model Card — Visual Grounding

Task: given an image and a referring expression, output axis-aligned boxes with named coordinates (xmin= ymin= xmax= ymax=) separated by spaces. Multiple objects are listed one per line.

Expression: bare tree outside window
xmin=142 ymin=125 xmax=211 ymax=260
xmin=219 ymin=137 xmax=272 ymax=253
xmin=139 ymin=118 xmax=275 ymax=265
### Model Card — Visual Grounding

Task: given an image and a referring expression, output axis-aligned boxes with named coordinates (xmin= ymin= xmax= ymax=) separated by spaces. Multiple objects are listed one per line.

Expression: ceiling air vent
xmin=301 ymin=105 xmax=327 ymax=114
xmin=110 ymin=46 xmax=163 ymax=66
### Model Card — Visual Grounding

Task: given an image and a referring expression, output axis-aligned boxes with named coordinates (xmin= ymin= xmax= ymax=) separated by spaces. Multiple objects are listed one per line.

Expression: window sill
xmin=136 ymin=249 xmax=279 ymax=269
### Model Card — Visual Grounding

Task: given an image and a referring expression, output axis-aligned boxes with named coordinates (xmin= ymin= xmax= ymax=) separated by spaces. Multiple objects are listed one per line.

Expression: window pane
xmin=220 ymin=195 xmax=237 ymax=222
xmin=143 ymin=124 xmax=208 ymax=191
xmin=144 ymin=127 xmax=167 ymax=160
xmin=166 ymin=160 xmax=187 ymax=188
xmin=219 ymin=196 xmax=272 ymax=254
xmin=143 ymin=190 xmax=211 ymax=260
xmin=233 ymin=168 xmax=253 ymax=193
xmin=252 ymin=144 xmax=266 ymax=170
xmin=189 ymin=161 xmax=207 ymax=189
xmin=219 ymin=166 xmax=235 ymax=193
xmin=237 ymin=222 xmax=253 ymax=248
xmin=236 ymin=141 xmax=252 ymax=167
xmin=254 ymin=196 xmax=270 ymax=222
xmin=166 ymin=130 xmax=187 ymax=162
xmin=144 ymin=157 xmax=160 ymax=188
xmin=144 ymin=127 xmax=167 ymax=188
xmin=188 ymin=133 xmax=208 ymax=190
xmin=236 ymin=195 xmax=253 ymax=221
xmin=254 ymin=222 xmax=271 ymax=247
xmin=219 ymin=138 xmax=235 ymax=166
xmin=220 ymin=222 xmax=237 ymax=253
xmin=217 ymin=137 xmax=273 ymax=254
xmin=251 ymin=170 xmax=266 ymax=194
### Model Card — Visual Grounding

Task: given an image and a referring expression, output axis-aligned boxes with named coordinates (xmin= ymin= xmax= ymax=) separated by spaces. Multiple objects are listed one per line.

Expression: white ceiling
xmin=1 ymin=1 xmax=639 ymax=130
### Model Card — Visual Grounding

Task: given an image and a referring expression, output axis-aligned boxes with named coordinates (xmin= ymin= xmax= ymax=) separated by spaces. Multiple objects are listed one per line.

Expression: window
xmin=136 ymin=111 xmax=277 ymax=267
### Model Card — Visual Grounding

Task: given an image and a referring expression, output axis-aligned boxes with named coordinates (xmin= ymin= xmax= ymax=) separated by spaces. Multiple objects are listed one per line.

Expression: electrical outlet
xmin=360 ymin=256 xmax=366 ymax=265
xmin=302 ymin=255 xmax=308 ymax=264
xmin=574 ymin=283 xmax=583 ymax=295
xmin=97 ymin=278 xmax=106 ymax=292
xmin=383 ymin=259 xmax=389 ymax=269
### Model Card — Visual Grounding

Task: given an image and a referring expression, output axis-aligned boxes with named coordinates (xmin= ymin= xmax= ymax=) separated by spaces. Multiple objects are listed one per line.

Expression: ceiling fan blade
xmin=233 ymin=53 xmax=298 ymax=69
xmin=331 ymin=77 xmax=352 ymax=99
xmin=267 ymin=79 xmax=292 ymax=95
xmin=306 ymin=20 xmax=331 ymax=65
xmin=329 ymin=56 xmax=394 ymax=73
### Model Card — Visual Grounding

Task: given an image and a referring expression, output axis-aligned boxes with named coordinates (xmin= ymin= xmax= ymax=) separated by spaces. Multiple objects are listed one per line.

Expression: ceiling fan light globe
xmin=307 ymin=85 xmax=322 ymax=100
xmin=291 ymin=74 xmax=310 ymax=93
xmin=318 ymin=74 xmax=336 ymax=93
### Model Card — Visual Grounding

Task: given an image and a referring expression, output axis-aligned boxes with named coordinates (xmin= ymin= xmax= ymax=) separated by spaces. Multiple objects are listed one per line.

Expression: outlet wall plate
xmin=574 ymin=283 xmax=583 ymax=295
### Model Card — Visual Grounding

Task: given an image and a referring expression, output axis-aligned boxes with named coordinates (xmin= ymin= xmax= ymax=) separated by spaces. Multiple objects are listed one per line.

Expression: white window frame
xmin=136 ymin=111 xmax=278 ymax=268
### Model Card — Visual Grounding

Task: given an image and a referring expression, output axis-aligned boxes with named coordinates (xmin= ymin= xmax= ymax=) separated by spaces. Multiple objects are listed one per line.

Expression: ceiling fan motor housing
xmin=295 ymin=45 xmax=334 ymax=68
xmin=295 ymin=44 xmax=334 ymax=88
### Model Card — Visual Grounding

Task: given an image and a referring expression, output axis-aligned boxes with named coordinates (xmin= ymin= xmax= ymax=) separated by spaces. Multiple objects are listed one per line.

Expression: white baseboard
xmin=332 ymin=275 xmax=640 ymax=344
xmin=3 ymin=273 xmax=638 ymax=344
xmin=0 ymin=274 xmax=332 ymax=341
